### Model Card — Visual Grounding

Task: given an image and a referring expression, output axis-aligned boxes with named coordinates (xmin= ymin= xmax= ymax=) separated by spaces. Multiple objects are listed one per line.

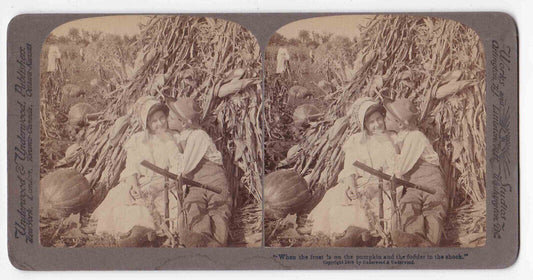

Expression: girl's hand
xmin=129 ymin=185 xmax=142 ymax=200
xmin=346 ymin=186 xmax=359 ymax=201
xmin=127 ymin=174 xmax=141 ymax=200
xmin=343 ymin=175 xmax=359 ymax=201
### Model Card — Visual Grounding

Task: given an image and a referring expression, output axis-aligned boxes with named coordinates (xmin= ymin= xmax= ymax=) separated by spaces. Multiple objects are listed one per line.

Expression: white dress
xmin=308 ymin=132 xmax=397 ymax=236
xmin=91 ymin=132 xmax=181 ymax=235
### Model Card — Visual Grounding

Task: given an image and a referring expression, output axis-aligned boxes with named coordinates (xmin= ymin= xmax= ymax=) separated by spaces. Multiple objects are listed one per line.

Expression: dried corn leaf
xmin=435 ymin=80 xmax=475 ymax=99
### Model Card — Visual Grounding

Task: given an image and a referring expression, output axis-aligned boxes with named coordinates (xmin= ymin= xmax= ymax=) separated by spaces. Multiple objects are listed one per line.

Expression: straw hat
xmin=383 ymin=98 xmax=417 ymax=125
xmin=168 ymin=97 xmax=202 ymax=124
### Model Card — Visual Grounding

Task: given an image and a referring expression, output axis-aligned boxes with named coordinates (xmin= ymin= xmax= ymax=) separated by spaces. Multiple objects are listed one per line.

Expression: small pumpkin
xmin=288 ymin=85 xmax=311 ymax=104
xmin=264 ymin=169 xmax=312 ymax=220
xmin=286 ymin=144 xmax=301 ymax=161
xmin=68 ymin=103 xmax=96 ymax=127
xmin=40 ymin=168 xmax=92 ymax=219
xmin=64 ymin=143 xmax=81 ymax=159
xmin=317 ymin=80 xmax=336 ymax=94
xmin=293 ymin=104 xmax=321 ymax=127
xmin=55 ymin=143 xmax=82 ymax=167
xmin=61 ymin=84 xmax=85 ymax=98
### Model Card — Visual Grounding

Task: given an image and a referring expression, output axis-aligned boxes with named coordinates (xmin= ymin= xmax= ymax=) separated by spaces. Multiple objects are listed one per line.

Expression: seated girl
xmin=90 ymin=96 xmax=180 ymax=246
xmin=308 ymin=98 xmax=398 ymax=244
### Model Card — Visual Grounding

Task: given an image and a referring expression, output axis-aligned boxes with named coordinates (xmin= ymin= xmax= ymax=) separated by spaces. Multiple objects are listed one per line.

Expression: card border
xmin=6 ymin=12 xmax=519 ymax=270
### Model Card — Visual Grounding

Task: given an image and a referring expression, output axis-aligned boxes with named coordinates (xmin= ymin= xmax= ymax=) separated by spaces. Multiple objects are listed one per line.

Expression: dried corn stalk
xmin=73 ymin=16 xmax=263 ymax=204
xmin=289 ymin=15 xmax=486 ymax=210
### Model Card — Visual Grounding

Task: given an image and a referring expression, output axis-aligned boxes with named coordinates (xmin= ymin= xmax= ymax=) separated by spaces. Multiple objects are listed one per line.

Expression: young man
xmin=384 ymin=98 xmax=448 ymax=246
xmin=167 ymin=98 xmax=232 ymax=247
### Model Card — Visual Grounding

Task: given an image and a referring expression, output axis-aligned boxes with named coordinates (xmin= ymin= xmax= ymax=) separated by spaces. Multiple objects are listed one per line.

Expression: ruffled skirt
xmin=91 ymin=176 xmax=179 ymax=236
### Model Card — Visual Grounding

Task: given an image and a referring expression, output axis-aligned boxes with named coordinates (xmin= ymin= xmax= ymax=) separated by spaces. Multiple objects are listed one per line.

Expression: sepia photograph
xmin=4 ymin=7 xmax=521 ymax=271
xmin=264 ymin=15 xmax=486 ymax=248
xmin=39 ymin=15 xmax=263 ymax=248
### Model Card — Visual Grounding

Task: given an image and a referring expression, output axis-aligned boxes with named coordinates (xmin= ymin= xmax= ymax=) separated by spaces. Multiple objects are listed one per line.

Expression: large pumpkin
xmin=68 ymin=103 xmax=96 ymax=127
xmin=40 ymin=168 xmax=92 ymax=219
xmin=264 ymin=169 xmax=312 ymax=220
